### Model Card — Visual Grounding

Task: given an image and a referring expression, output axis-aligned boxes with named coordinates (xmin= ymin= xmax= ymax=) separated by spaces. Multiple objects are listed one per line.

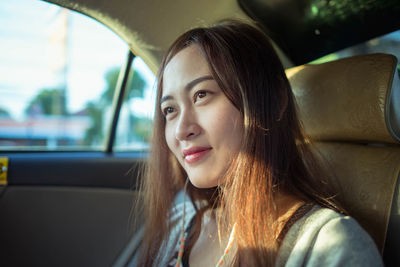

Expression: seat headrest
xmin=286 ymin=53 xmax=400 ymax=144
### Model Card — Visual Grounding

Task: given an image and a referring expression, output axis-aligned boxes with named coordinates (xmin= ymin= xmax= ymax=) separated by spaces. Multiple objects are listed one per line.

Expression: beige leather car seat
xmin=286 ymin=53 xmax=400 ymax=265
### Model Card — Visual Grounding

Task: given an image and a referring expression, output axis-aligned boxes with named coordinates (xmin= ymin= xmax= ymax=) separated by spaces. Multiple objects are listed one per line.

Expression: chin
xmin=188 ymin=176 xmax=218 ymax=189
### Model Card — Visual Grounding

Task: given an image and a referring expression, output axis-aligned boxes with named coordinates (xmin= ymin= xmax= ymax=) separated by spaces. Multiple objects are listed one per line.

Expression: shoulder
xmin=277 ymin=205 xmax=384 ymax=267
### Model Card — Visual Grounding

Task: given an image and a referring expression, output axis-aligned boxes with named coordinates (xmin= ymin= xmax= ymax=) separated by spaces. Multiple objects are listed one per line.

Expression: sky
xmin=0 ymin=0 xmax=155 ymax=121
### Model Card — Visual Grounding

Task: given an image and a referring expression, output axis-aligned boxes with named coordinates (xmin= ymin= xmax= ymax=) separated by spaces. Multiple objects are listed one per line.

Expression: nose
xmin=175 ymin=107 xmax=201 ymax=141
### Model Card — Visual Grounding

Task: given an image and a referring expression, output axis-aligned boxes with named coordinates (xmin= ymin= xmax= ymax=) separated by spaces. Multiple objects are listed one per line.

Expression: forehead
xmin=162 ymin=46 xmax=212 ymax=95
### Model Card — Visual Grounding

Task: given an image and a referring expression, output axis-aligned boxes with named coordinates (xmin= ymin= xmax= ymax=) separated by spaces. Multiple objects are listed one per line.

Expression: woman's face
xmin=161 ymin=45 xmax=243 ymax=188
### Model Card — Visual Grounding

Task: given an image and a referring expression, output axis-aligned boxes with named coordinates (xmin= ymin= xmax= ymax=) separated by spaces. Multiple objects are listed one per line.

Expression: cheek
xmin=222 ymin=119 xmax=243 ymax=149
xmin=165 ymin=124 xmax=179 ymax=156
xmin=205 ymin=106 xmax=243 ymax=147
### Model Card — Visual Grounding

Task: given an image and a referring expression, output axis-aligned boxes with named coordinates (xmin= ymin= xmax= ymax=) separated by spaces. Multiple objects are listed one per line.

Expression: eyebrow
xmin=160 ymin=75 xmax=214 ymax=104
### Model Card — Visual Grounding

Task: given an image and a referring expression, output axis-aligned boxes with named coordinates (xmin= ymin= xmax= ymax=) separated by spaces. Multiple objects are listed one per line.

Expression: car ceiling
xmin=46 ymin=0 xmax=261 ymax=72
xmin=46 ymin=0 xmax=400 ymax=71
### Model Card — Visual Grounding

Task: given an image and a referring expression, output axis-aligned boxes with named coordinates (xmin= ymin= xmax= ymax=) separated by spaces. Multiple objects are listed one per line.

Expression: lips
xmin=182 ymin=146 xmax=212 ymax=163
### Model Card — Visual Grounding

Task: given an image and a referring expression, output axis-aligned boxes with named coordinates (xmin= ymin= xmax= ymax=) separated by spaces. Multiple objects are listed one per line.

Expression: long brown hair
xmin=137 ymin=20 xmax=343 ymax=266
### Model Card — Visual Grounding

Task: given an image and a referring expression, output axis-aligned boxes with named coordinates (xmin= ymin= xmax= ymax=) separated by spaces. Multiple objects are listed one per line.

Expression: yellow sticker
xmin=0 ymin=157 xmax=8 ymax=186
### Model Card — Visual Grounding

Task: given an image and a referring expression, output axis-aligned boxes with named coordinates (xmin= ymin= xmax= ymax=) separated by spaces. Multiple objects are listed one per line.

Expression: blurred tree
xmin=83 ymin=101 xmax=103 ymax=146
xmin=83 ymin=65 xmax=148 ymax=146
xmin=101 ymin=67 xmax=146 ymax=103
xmin=25 ymin=88 xmax=67 ymax=116
xmin=131 ymin=116 xmax=152 ymax=143
xmin=0 ymin=107 xmax=10 ymax=117
xmin=101 ymin=67 xmax=119 ymax=103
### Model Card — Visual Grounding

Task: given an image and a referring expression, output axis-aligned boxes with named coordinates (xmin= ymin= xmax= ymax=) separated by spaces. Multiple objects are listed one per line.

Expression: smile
xmin=183 ymin=147 xmax=212 ymax=163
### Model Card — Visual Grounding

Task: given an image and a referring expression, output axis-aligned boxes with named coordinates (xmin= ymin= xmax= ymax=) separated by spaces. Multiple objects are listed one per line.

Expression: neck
xmin=189 ymin=208 xmax=237 ymax=267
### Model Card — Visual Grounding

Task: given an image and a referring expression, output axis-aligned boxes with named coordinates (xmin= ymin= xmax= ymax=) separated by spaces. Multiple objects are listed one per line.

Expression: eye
xmin=194 ymin=90 xmax=208 ymax=103
xmin=162 ymin=106 xmax=175 ymax=117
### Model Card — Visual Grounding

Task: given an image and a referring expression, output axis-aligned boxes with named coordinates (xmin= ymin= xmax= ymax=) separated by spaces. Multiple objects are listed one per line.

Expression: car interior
xmin=0 ymin=0 xmax=399 ymax=266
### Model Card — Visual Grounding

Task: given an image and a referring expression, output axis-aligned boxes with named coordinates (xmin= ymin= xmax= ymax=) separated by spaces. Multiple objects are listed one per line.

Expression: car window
xmin=0 ymin=0 xmax=155 ymax=151
xmin=310 ymin=29 xmax=400 ymax=75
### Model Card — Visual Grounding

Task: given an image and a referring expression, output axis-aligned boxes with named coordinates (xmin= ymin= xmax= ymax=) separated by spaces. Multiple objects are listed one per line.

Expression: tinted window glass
xmin=310 ymin=29 xmax=400 ymax=73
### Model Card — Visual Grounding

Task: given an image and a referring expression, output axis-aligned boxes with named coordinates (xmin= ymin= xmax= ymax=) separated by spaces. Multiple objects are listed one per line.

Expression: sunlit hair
xmin=137 ymin=20 xmax=344 ymax=266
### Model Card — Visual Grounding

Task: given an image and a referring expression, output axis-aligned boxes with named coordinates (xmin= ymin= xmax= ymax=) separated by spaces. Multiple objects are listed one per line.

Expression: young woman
xmin=135 ymin=20 xmax=383 ymax=266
